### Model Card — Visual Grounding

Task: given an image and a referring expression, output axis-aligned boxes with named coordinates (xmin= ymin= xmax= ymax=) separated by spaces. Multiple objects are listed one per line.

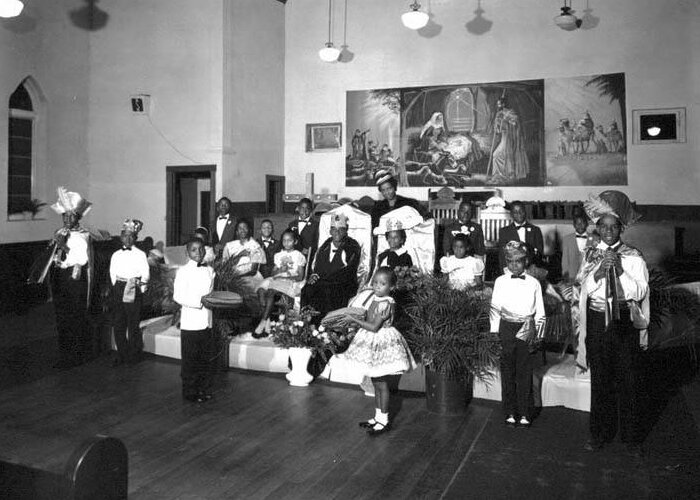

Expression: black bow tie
xmin=197 ymin=262 xmax=207 ymax=267
xmin=219 ymin=216 xmax=227 ymax=220
xmin=299 ymin=219 xmax=310 ymax=224
xmin=511 ymin=274 xmax=525 ymax=280
xmin=515 ymin=224 xmax=525 ymax=229
xmin=122 ymin=247 xmax=132 ymax=251
xmin=576 ymin=234 xmax=587 ymax=239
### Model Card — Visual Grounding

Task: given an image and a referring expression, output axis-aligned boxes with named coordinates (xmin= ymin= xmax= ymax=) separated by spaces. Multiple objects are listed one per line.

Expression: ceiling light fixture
xmin=318 ymin=0 xmax=340 ymax=63
xmin=0 ymin=0 xmax=24 ymax=18
xmin=402 ymin=1 xmax=429 ymax=30
xmin=554 ymin=1 xmax=581 ymax=31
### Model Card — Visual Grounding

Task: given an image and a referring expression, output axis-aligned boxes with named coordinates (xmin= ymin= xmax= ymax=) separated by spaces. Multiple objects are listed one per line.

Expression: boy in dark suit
xmin=497 ymin=201 xmax=544 ymax=271
xmin=442 ymin=201 xmax=486 ymax=259
xmin=288 ymin=198 xmax=318 ymax=261
xmin=256 ymin=219 xmax=280 ymax=278
xmin=213 ymin=196 xmax=236 ymax=255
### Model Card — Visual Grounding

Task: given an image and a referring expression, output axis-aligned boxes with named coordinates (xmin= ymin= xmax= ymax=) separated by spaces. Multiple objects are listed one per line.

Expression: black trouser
xmin=499 ymin=320 xmax=535 ymax=419
xmin=51 ymin=266 xmax=89 ymax=365
xmin=180 ymin=328 xmax=215 ymax=398
xmin=586 ymin=307 xmax=638 ymax=444
xmin=112 ymin=281 xmax=143 ymax=363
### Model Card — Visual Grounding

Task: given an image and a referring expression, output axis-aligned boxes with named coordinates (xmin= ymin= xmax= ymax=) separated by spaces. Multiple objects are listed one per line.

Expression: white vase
xmin=286 ymin=347 xmax=314 ymax=387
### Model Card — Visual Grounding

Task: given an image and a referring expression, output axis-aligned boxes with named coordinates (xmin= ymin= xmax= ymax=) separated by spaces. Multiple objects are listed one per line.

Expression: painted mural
xmin=345 ymin=73 xmax=626 ymax=187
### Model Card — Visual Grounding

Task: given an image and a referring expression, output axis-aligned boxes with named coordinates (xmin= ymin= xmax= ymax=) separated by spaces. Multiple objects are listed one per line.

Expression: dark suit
xmin=301 ymin=236 xmax=361 ymax=321
xmin=497 ymin=222 xmax=544 ymax=270
xmin=213 ymin=215 xmax=237 ymax=251
xmin=256 ymin=237 xmax=281 ymax=278
xmin=442 ymin=221 xmax=486 ymax=257
xmin=288 ymin=218 xmax=319 ymax=259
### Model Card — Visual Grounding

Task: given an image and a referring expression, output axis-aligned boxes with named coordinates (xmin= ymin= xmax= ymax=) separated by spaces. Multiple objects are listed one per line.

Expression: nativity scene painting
xmin=543 ymin=72 xmax=627 ymax=186
xmin=346 ymin=80 xmax=545 ymax=187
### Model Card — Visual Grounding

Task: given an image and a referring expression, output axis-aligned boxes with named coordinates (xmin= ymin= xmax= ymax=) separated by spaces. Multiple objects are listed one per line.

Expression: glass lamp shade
xmin=318 ymin=43 xmax=340 ymax=62
xmin=401 ymin=9 xmax=429 ymax=30
xmin=554 ymin=7 xmax=579 ymax=31
xmin=0 ymin=0 xmax=24 ymax=18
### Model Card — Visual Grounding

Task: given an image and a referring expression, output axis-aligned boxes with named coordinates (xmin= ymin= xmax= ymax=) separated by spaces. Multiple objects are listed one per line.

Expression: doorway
xmin=166 ymin=165 xmax=217 ymax=246
xmin=266 ymin=175 xmax=285 ymax=214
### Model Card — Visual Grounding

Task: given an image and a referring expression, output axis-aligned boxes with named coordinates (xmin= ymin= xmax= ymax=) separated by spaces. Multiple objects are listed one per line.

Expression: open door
xmin=166 ymin=165 xmax=217 ymax=246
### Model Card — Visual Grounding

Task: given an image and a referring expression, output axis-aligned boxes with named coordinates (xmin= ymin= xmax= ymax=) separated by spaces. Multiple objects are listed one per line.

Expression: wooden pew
xmin=0 ymin=435 xmax=127 ymax=500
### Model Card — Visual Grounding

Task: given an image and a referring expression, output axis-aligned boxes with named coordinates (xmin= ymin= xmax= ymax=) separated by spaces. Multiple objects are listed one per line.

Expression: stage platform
xmin=140 ymin=315 xmax=590 ymax=412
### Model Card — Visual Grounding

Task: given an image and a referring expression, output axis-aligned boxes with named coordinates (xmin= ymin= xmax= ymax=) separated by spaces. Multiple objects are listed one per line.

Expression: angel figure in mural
xmin=486 ymin=94 xmax=529 ymax=184
xmin=419 ymin=112 xmax=448 ymax=164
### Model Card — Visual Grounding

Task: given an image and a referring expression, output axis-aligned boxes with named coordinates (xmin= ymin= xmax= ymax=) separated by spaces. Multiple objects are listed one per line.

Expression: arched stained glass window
xmin=445 ymin=88 xmax=476 ymax=133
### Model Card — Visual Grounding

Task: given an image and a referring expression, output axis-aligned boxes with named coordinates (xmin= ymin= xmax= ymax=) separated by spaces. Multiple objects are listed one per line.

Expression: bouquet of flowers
xmin=394 ymin=266 xmax=426 ymax=293
xmin=269 ymin=306 xmax=347 ymax=361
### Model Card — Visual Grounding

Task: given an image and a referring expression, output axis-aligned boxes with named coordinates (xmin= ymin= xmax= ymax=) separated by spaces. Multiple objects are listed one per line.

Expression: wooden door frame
xmin=166 ymin=164 xmax=216 ymax=246
xmin=265 ymin=175 xmax=285 ymax=214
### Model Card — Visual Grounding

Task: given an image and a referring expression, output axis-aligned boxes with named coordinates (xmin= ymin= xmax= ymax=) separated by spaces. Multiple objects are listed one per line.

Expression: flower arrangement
xmin=393 ymin=265 xmax=426 ymax=292
xmin=269 ymin=306 xmax=347 ymax=361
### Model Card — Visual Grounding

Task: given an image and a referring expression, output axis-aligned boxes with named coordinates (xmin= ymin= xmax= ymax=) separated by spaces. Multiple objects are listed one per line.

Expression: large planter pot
xmin=286 ymin=347 xmax=314 ymax=387
xmin=425 ymin=367 xmax=473 ymax=415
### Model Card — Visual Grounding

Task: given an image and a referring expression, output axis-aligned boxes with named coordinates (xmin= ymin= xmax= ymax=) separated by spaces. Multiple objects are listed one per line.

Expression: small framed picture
xmin=632 ymin=108 xmax=686 ymax=144
xmin=306 ymin=122 xmax=342 ymax=152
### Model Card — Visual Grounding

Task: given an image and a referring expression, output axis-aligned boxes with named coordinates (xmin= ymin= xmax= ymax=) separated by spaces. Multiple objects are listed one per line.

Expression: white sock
xmin=376 ymin=411 xmax=389 ymax=426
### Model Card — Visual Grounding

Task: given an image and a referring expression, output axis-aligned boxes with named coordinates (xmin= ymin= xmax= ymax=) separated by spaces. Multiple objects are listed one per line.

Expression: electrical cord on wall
xmin=147 ymin=114 xmax=206 ymax=165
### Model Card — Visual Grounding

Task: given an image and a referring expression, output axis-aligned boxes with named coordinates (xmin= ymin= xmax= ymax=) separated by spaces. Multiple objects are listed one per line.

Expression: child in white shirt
xmin=439 ymin=234 xmax=484 ymax=290
xmin=174 ymin=238 xmax=216 ymax=403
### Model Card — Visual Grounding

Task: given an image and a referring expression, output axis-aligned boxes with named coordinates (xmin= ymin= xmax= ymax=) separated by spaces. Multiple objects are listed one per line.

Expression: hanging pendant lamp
xmin=401 ymin=1 xmax=429 ymax=30
xmin=0 ymin=0 xmax=24 ymax=18
xmin=318 ymin=0 xmax=340 ymax=62
xmin=554 ymin=1 xmax=581 ymax=31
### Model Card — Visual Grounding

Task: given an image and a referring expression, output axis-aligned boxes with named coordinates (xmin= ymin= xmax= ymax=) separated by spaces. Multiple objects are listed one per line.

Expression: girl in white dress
xmin=439 ymin=233 xmax=484 ymax=290
xmin=255 ymin=229 xmax=307 ymax=336
xmin=339 ymin=267 xmax=416 ymax=436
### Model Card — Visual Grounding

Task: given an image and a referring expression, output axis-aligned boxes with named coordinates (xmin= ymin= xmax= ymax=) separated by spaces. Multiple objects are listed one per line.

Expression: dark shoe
xmin=111 ymin=358 xmax=124 ymax=368
xmin=184 ymin=394 xmax=205 ymax=403
xmin=251 ymin=332 xmax=268 ymax=339
xmin=197 ymin=392 xmax=213 ymax=401
xmin=367 ymin=422 xmax=390 ymax=436
xmin=584 ymin=439 xmax=604 ymax=452
xmin=358 ymin=419 xmax=376 ymax=429
xmin=53 ymin=359 xmax=76 ymax=371
xmin=625 ymin=443 xmax=643 ymax=458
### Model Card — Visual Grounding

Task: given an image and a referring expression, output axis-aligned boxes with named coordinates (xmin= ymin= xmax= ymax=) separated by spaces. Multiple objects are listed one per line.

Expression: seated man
xmin=301 ymin=213 xmax=361 ymax=323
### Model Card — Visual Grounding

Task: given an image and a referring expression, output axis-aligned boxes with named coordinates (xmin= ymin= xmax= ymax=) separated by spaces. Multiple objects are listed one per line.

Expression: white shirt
xmin=174 ymin=260 xmax=215 ymax=330
xmin=110 ymin=246 xmax=150 ymax=287
xmin=216 ymin=215 xmax=230 ymax=239
xmin=583 ymin=242 xmax=648 ymax=308
xmin=297 ymin=218 xmax=311 ymax=232
xmin=328 ymin=243 xmax=347 ymax=266
xmin=439 ymin=255 xmax=484 ymax=290
xmin=516 ymin=225 xmax=526 ymax=242
xmin=490 ymin=272 xmax=545 ymax=332
xmin=57 ymin=231 xmax=89 ymax=268
xmin=575 ymin=233 xmax=588 ymax=253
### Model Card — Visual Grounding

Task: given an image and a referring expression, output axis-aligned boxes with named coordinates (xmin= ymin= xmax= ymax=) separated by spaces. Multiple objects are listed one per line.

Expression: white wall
xmin=284 ymin=0 xmax=700 ymax=206
xmin=0 ymin=1 xmax=90 ymax=243
xmin=222 ymin=0 xmax=285 ymax=203
xmin=87 ymin=0 xmax=225 ymax=243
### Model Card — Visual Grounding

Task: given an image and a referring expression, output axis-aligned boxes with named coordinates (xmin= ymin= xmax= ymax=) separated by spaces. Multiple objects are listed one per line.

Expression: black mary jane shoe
xmin=366 ymin=422 xmax=390 ymax=436
xmin=358 ymin=420 xmax=375 ymax=429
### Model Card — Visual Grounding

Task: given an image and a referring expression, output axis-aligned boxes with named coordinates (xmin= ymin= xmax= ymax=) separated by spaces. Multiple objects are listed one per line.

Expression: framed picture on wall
xmin=632 ymin=107 xmax=686 ymax=144
xmin=306 ymin=122 xmax=342 ymax=152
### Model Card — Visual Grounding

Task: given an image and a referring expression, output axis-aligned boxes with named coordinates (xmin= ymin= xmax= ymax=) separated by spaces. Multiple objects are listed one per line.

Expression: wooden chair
xmin=428 ymin=187 xmax=461 ymax=225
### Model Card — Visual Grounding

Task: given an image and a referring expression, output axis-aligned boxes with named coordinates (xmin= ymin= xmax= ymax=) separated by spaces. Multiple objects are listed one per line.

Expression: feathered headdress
xmin=121 ymin=218 xmax=143 ymax=234
xmin=50 ymin=186 xmax=92 ymax=216
xmin=584 ymin=190 xmax=640 ymax=228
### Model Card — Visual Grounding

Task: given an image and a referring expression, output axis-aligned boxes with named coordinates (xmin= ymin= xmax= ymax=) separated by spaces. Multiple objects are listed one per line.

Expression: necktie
xmin=511 ymin=274 xmax=525 ymax=280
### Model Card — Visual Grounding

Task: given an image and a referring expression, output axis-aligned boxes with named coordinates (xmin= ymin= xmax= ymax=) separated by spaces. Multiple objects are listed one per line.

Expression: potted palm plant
xmin=403 ymin=273 xmax=500 ymax=415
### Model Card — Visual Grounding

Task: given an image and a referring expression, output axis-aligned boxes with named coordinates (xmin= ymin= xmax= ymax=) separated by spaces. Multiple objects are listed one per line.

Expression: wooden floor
xmin=1 ymin=355 xmax=699 ymax=499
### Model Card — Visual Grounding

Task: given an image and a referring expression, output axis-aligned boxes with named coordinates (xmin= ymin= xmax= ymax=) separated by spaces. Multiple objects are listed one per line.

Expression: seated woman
xmin=222 ymin=219 xmax=266 ymax=311
xmin=301 ymin=213 xmax=361 ymax=324
xmin=439 ymin=234 xmax=484 ymax=290
xmin=255 ymin=229 xmax=306 ymax=337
